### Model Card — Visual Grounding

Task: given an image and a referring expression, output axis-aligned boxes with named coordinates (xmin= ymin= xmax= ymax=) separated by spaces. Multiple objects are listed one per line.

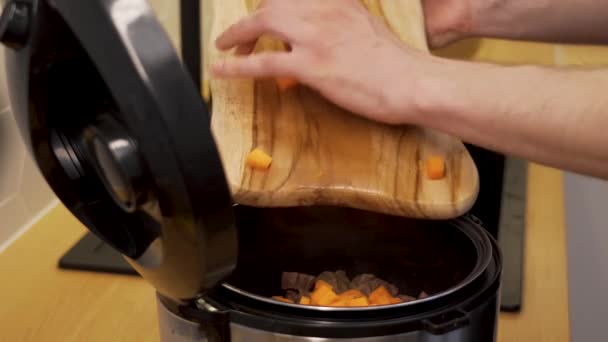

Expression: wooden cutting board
xmin=206 ymin=0 xmax=479 ymax=219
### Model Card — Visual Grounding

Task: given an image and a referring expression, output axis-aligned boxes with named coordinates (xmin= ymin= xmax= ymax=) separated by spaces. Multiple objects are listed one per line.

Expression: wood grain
xmin=207 ymin=0 xmax=479 ymax=219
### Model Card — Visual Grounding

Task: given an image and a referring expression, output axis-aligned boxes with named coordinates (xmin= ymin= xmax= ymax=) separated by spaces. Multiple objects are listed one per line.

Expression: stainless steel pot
xmin=157 ymin=206 xmax=502 ymax=342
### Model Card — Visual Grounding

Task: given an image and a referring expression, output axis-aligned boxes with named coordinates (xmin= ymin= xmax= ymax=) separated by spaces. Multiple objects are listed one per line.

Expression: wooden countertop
xmin=0 ymin=163 xmax=570 ymax=342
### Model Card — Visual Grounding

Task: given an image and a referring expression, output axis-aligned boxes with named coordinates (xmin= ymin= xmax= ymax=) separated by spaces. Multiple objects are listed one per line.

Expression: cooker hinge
xmin=178 ymin=298 xmax=231 ymax=342
xmin=422 ymin=309 xmax=470 ymax=335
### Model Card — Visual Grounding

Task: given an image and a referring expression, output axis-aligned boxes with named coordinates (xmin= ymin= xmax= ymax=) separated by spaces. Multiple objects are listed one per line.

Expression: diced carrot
xmin=299 ymin=296 xmax=311 ymax=305
xmin=426 ymin=156 xmax=446 ymax=180
xmin=330 ymin=298 xmax=350 ymax=307
xmin=347 ymin=296 xmax=370 ymax=307
xmin=314 ymin=279 xmax=334 ymax=291
xmin=246 ymin=148 xmax=272 ymax=170
xmin=388 ymin=297 xmax=402 ymax=304
xmin=311 ymin=280 xmax=339 ymax=306
xmin=276 ymin=77 xmax=298 ymax=91
xmin=311 ymin=288 xmax=339 ymax=306
xmin=337 ymin=289 xmax=366 ymax=301
xmin=272 ymin=296 xmax=294 ymax=304
xmin=369 ymin=286 xmax=393 ymax=305
xmin=328 ymin=289 xmax=363 ymax=307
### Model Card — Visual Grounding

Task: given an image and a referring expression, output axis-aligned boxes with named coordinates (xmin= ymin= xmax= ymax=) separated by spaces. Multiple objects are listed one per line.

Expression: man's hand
xmin=211 ymin=0 xmax=432 ymax=125
xmin=424 ymin=0 xmax=608 ymax=46
xmin=421 ymin=0 xmax=472 ymax=48
xmin=212 ymin=0 xmax=608 ymax=179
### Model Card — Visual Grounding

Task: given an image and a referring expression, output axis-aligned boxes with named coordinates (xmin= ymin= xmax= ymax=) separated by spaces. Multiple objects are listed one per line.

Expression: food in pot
xmin=272 ymin=296 xmax=294 ymax=304
xmin=273 ymin=271 xmax=431 ymax=307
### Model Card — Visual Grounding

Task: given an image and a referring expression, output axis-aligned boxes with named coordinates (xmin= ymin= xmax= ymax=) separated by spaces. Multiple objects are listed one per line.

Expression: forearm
xmin=413 ymin=58 xmax=608 ymax=179
xmin=469 ymin=0 xmax=608 ymax=44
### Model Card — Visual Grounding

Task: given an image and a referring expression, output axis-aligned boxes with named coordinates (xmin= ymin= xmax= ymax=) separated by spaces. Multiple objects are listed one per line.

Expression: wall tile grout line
xmin=0 ymin=193 xmax=17 ymax=208
xmin=0 ymin=198 xmax=59 ymax=254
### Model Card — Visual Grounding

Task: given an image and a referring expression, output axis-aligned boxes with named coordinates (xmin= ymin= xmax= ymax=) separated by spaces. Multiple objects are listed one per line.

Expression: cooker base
xmin=156 ymin=293 xmax=497 ymax=342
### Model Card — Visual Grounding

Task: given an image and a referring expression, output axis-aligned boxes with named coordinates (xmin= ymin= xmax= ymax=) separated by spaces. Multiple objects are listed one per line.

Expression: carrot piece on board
xmin=275 ymin=77 xmax=299 ymax=91
xmin=246 ymin=148 xmax=273 ymax=170
xmin=426 ymin=156 xmax=446 ymax=180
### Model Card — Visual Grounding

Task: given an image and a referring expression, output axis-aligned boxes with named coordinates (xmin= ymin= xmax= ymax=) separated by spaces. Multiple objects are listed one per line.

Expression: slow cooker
xmin=1 ymin=0 xmax=503 ymax=341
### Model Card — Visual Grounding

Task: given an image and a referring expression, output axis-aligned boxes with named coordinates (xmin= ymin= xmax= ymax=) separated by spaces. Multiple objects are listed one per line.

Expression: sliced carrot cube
xmin=388 ymin=297 xmax=402 ymax=304
xmin=299 ymin=296 xmax=311 ymax=305
xmin=276 ymin=77 xmax=298 ymax=91
xmin=272 ymin=296 xmax=294 ymax=304
xmin=347 ymin=296 xmax=370 ymax=307
xmin=311 ymin=288 xmax=339 ymax=306
xmin=338 ymin=289 xmax=365 ymax=301
xmin=426 ymin=156 xmax=446 ymax=180
xmin=311 ymin=280 xmax=339 ymax=306
xmin=246 ymin=148 xmax=272 ymax=170
xmin=369 ymin=286 xmax=393 ymax=305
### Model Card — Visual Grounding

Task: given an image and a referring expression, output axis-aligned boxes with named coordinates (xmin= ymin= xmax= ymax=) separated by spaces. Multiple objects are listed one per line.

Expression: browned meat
xmin=281 ymin=272 xmax=316 ymax=296
xmin=351 ymin=274 xmax=399 ymax=297
xmin=274 ymin=271 xmax=430 ymax=307
xmin=285 ymin=289 xmax=301 ymax=303
xmin=398 ymin=295 xmax=417 ymax=302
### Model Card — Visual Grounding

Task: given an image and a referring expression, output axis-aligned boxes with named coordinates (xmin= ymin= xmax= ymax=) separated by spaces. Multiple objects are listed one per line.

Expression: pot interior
xmin=225 ymin=205 xmax=481 ymax=305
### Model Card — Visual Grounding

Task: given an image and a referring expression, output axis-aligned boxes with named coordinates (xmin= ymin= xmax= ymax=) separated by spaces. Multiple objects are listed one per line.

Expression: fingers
xmin=215 ymin=7 xmax=309 ymax=52
xmin=211 ymin=52 xmax=296 ymax=79
xmin=235 ymin=41 xmax=257 ymax=55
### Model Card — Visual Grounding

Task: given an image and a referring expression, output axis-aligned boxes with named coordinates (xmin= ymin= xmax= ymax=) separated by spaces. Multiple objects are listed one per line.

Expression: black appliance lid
xmin=2 ymin=0 xmax=237 ymax=301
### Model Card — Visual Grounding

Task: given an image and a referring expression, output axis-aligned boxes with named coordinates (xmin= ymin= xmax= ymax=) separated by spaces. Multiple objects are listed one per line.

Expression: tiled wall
xmin=0 ymin=48 xmax=57 ymax=248
xmin=0 ymin=0 xmax=180 ymax=249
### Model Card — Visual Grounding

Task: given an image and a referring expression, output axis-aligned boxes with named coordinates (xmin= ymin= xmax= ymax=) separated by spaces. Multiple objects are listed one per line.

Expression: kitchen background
xmin=0 ymin=2 xmax=606 ymax=341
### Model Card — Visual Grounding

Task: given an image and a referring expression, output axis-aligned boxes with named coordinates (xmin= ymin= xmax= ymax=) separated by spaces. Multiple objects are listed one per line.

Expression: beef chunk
xmin=281 ymin=272 xmax=316 ymax=296
xmin=398 ymin=295 xmax=417 ymax=303
xmin=351 ymin=274 xmax=399 ymax=297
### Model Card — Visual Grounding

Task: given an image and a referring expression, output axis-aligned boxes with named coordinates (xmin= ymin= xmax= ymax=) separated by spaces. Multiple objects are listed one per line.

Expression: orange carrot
xmin=272 ymin=296 xmax=294 ymax=304
xmin=299 ymin=296 xmax=311 ymax=305
xmin=246 ymin=148 xmax=273 ymax=170
xmin=369 ymin=286 xmax=393 ymax=305
xmin=426 ymin=156 xmax=446 ymax=180
xmin=276 ymin=77 xmax=299 ymax=91
xmin=348 ymin=296 xmax=370 ymax=307
xmin=311 ymin=286 xmax=339 ymax=306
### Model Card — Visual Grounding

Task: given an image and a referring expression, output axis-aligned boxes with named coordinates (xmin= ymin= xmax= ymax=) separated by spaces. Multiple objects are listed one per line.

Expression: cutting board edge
xmin=230 ymin=178 xmax=480 ymax=220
